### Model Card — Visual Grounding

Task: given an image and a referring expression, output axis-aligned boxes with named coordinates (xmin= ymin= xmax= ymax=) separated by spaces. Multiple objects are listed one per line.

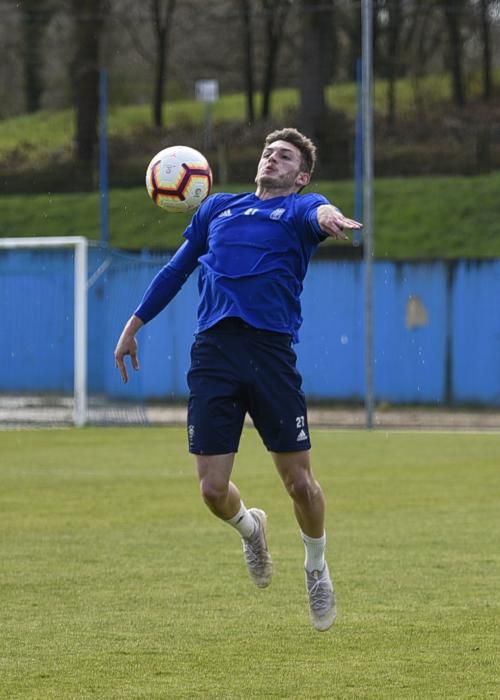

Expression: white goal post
xmin=0 ymin=236 xmax=88 ymax=427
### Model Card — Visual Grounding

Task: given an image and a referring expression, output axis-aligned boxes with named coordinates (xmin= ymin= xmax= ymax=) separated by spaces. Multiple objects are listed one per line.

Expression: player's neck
xmin=255 ymin=185 xmax=298 ymax=200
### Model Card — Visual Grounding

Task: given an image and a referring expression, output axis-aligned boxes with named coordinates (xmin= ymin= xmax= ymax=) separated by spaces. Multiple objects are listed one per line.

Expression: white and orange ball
xmin=145 ymin=145 xmax=212 ymax=213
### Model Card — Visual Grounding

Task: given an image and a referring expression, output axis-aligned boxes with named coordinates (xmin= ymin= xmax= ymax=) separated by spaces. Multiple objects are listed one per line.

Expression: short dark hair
xmin=264 ymin=127 xmax=317 ymax=175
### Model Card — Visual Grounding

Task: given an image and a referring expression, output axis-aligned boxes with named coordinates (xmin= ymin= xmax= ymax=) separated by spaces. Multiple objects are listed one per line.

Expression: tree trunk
xmin=385 ymin=0 xmax=402 ymax=128
xmin=298 ymin=0 xmax=333 ymax=143
xmin=443 ymin=1 xmax=466 ymax=107
xmin=260 ymin=0 xmax=290 ymax=120
xmin=479 ymin=0 xmax=492 ymax=101
xmin=238 ymin=0 xmax=255 ymax=124
xmin=409 ymin=3 xmax=439 ymax=121
xmin=151 ymin=0 xmax=176 ymax=129
xmin=153 ymin=24 xmax=167 ymax=128
xmin=346 ymin=2 xmax=361 ymax=82
xmin=21 ymin=2 xmax=47 ymax=113
xmin=72 ymin=0 xmax=104 ymax=168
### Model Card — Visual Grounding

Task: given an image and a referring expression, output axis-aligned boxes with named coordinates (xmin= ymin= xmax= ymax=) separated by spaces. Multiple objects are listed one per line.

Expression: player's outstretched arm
xmin=317 ymin=204 xmax=363 ymax=241
xmin=114 ymin=315 xmax=144 ymax=384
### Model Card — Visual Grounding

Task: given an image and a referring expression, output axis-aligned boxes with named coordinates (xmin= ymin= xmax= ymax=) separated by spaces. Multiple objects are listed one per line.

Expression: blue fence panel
xmin=117 ymin=275 xmax=198 ymax=400
xmin=374 ymin=261 xmax=448 ymax=403
xmin=100 ymin=255 xmax=158 ymax=399
xmin=0 ymin=249 xmax=74 ymax=392
xmin=451 ymin=260 xmax=500 ymax=405
xmin=96 ymin=250 xmax=199 ymax=401
xmin=2 ymin=245 xmax=500 ymax=406
xmin=299 ymin=260 xmax=365 ymax=400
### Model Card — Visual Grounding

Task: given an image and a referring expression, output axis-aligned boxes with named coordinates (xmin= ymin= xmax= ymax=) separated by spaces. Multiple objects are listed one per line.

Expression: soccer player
xmin=114 ymin=127 xmax=362 ymax=631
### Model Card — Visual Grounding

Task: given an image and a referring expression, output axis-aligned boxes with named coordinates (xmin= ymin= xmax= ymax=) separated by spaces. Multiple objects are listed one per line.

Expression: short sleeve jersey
xmin=184 ymin=191 xmax=328 ymax=342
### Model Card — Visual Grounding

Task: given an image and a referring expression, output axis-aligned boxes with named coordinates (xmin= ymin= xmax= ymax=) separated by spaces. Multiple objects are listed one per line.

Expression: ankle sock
xmin=227 ymin=503 xmax=256 ymax=539
xmin=301 ymin=531 xmax=326 ymax=572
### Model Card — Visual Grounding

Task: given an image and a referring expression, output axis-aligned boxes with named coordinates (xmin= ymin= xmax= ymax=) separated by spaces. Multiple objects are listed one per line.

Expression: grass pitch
xmin=1 ymin=427 xmax=499 ymax=699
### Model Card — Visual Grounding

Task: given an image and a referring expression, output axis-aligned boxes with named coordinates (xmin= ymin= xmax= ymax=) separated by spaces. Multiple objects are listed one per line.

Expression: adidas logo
xmin=218 ymin=208 xmax=232 ymax=218
xmin=296 ymin=429 xmax=308 ymax=442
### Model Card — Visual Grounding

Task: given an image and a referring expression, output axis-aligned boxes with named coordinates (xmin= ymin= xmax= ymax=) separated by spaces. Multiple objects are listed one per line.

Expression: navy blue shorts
xmin=187 ymin=318 xmax=311 ymax=455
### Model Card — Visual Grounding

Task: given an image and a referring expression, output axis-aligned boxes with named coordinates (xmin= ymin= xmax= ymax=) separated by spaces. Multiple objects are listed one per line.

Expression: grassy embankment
xmin=1 ymin=73 xmax=499 ymax=258
xmin=1 ymin=173 xmax=499 ymax=258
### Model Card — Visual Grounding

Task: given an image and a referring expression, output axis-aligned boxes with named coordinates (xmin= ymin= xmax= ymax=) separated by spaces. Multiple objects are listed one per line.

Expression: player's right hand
xmin=114 ymin=315 xmax=144 ymax=383
xmin=114 ymin=333 xmax=140 ymax=384
xmin=115 ymin=333 xmax=139 ymax=384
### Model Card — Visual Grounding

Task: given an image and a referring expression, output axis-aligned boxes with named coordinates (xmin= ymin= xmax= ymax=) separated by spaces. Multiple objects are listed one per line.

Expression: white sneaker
xmin=242 ymin=509 xmax=273 ymax=588
xmin=305 ymin=563 xmax=337 ymax=631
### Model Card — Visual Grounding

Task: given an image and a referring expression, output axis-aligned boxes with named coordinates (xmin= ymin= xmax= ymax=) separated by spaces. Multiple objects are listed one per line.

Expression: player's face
xmin=255 ymin=140 xmax=310 ymax=191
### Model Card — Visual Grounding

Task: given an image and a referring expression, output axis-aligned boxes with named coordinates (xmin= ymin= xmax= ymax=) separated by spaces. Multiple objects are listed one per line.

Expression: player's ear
xmin=296 ymin=171 xmax=311 ymax=188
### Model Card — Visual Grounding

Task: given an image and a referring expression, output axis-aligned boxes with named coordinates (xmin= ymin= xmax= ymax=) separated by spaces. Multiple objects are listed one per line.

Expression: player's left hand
xmin=317 ymin=204 xmax=363 ymax=241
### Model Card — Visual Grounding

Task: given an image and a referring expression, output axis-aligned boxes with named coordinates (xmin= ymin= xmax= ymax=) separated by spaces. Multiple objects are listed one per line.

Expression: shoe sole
xmin=311 ymin=606 xmax=337 ymax=632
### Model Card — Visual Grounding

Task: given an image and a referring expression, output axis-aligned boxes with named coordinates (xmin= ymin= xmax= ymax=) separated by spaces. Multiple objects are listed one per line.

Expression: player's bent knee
xmin=287 ymin=474 xmax=320 ymax=505
xmin=199 ymin=477 xmax=228 ymax=508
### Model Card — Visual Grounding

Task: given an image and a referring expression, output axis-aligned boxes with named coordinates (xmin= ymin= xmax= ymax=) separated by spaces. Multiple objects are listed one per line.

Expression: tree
xmin=407 ymin=1 xmax=443 ymax=119
xmin=14 ymin=0 xmax=57 ymax=113
xmin=151 ymin=0 xmax=177 ymax=128
xmin=343 ymin=0 xmax=361 ymax=82
xmin=478 ymin=0 xmax=493 ymax=100
xmin=260 ymin=0 xmax=292 ymax=120
xmin=237 ymin=0 xmax=293 ymax=123
xmin=114 ymin=0 xmax=176 ymax=129
xmin=71 ymin=0 xmax=106 ymax=165
xmin=238 ymin=0 xmax=256 ymax=124
xmin=442 ymin=0 xmax=467 ymax=107
xmin=298 ymin=0 xmax=335 ymax=144
xmin=382 ymin=0 xmax=403 ymax=127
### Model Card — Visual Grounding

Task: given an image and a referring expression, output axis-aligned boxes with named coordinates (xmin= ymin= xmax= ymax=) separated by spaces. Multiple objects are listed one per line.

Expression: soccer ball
xmin=145 ymin=145 xmax=212 ymax=213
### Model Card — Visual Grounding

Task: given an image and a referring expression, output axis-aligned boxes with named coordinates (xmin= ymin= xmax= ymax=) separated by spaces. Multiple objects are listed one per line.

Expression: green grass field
xmin=1 ymin=427 xmax=499 ymax=699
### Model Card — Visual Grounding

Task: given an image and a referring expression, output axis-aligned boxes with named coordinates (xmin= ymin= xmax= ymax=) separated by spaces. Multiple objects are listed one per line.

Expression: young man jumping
xmin=115 ymin=127 xmax=362 ymax=631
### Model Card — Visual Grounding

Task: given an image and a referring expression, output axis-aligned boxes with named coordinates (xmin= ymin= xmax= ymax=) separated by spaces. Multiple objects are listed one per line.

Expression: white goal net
xmin=0 ymin=237 xmax=88 ymax=426
xmin=0 ymin=236 xmax=189 ymax=428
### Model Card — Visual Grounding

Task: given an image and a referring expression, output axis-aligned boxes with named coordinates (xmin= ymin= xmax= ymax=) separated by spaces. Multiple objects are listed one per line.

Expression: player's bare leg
xmin=272 ymin=450 xmax=336 ymax=631
xmin=196 ymin=454 xmax=272 ymax=587
xmin=272 ymin=450 xmax=325 ymax=536
xmin=196 ymin=453 xmax=239 ymax=519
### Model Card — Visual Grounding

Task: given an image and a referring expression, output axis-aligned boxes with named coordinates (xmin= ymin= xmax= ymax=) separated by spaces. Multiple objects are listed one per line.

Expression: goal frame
xmin=0 ymin=236 xmax=88 ymax=426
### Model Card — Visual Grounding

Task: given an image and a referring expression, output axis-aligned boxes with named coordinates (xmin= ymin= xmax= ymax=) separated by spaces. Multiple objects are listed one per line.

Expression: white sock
xmin=301 ymin=531 xmax=326 ymax=573
xmin=226 ymin=503 xmax=256 ymax=539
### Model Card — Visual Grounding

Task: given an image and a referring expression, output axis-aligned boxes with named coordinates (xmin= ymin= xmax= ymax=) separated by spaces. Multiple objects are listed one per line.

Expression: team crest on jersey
xmin=270 ymin=208 xmax=285 ymax=220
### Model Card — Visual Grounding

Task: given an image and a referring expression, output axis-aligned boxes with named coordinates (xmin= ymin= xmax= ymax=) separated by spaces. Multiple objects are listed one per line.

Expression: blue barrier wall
xmin=451 ymin=260 xmax=500 ymax=404
xmin=1 ymin=249 xmax=74 ymax=392
xmin=1 ymin=245 xmax=499 ymax=406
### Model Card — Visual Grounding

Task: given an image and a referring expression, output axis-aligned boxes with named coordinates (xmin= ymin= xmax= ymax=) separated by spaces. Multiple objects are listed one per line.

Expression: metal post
xmin=362 ymin=0 xmax=375 ymax=428
xmin=354 ymin=58 xmax=363 ymax=246
xmin=204 ymin=102 xmax=213 ymax=151
xmin=99 ymin=69 xmax=110 ymax=246
xmin=74 ymin=237 xmax=88 ymax=427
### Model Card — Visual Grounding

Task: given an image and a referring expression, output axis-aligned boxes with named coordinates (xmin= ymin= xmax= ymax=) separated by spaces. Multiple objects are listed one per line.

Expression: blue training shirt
xmin=134 ymin=191 xmax=330 ymax=343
